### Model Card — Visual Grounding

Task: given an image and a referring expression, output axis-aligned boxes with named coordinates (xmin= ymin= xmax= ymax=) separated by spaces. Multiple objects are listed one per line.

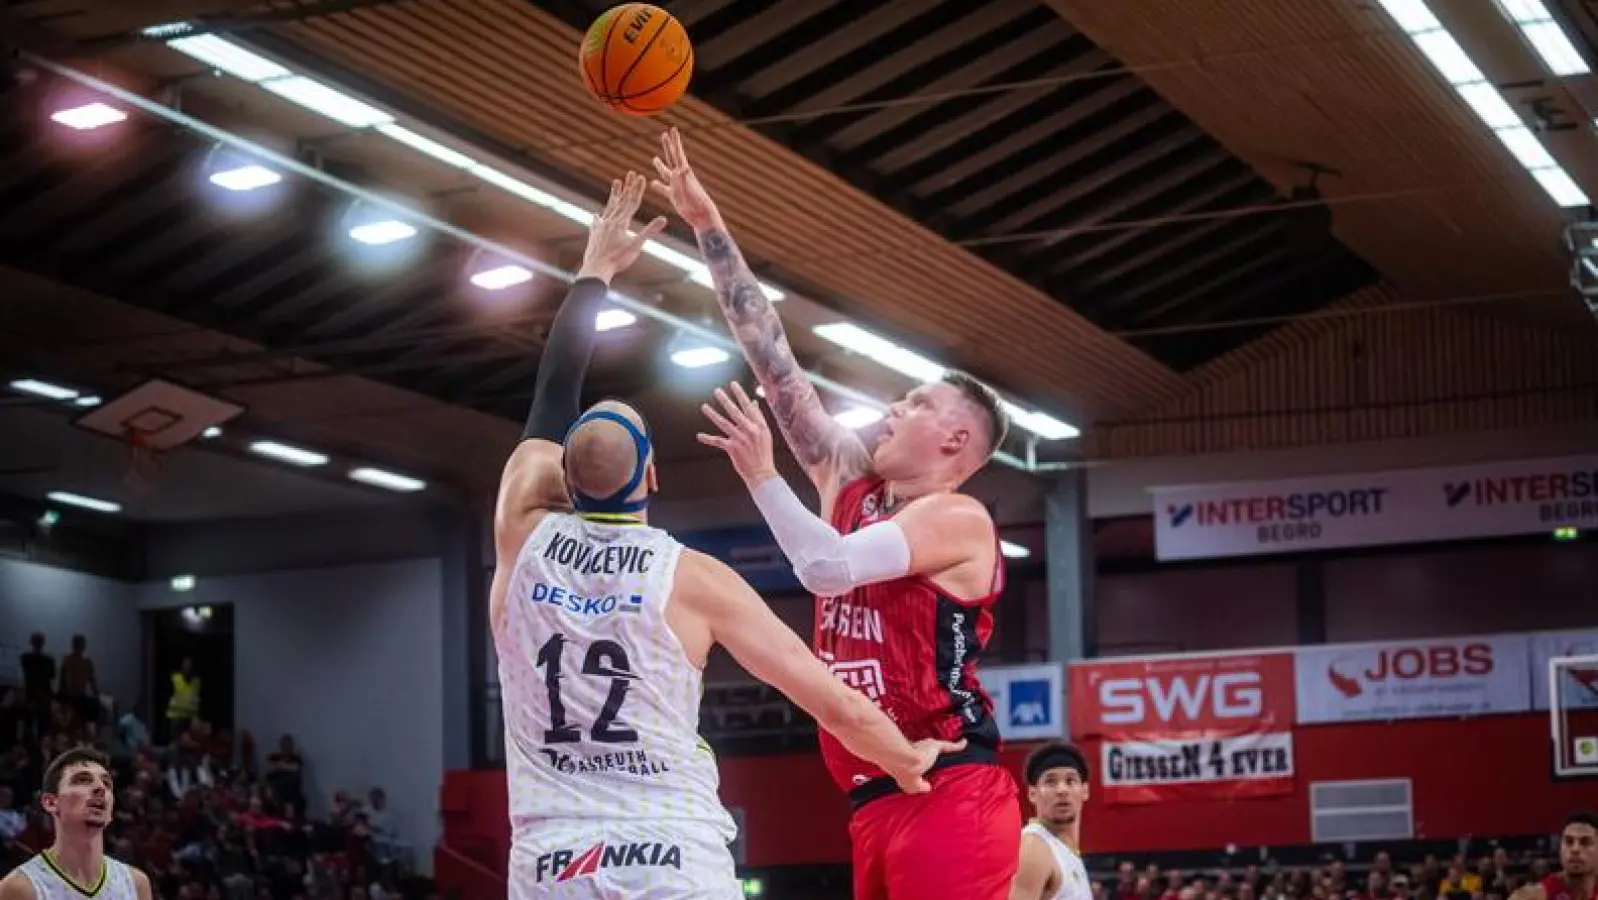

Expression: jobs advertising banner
xmin=1150 ymin=454 xmax=1598 ymax=561
xmin=1068 ymin=651 xmax=1296 ymax=804
xmin=1293 ymin=634 xmax=1532 ymax=724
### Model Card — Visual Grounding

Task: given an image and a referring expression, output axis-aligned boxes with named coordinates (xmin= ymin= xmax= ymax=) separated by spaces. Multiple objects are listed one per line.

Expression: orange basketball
xmin=580 ymin=4 xmax=694 ymax=116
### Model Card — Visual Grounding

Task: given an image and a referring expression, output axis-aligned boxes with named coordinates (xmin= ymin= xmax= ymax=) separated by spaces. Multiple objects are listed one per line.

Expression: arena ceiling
xmin=0 ymin=0 xmax=1594 ymax=521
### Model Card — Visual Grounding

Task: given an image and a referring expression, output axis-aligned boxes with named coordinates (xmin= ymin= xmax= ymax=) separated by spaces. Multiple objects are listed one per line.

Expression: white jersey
xmin=1022 ymin=822 xmax=1093 ymax=900
xmin=16 ymin=852 xmax=139 ymax=900
xmin=497 ymin=511 xmax=735 ymax=843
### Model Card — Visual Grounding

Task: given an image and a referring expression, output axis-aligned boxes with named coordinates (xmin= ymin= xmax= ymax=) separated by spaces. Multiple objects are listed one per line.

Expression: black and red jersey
xmin=813 ymin=476 xmax=1005 ymax=805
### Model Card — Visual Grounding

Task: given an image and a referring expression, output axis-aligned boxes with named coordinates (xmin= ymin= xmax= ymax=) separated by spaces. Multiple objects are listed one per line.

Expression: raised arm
xmin=651 ymin=128 xmax=870 ymax=504
xmin=491 ymin=173 xmax=665 ymax=623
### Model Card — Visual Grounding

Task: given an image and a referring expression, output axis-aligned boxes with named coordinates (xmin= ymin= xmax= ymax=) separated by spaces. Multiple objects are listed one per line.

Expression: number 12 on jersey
xmin=535 ymin=633 xmax=639 ymax=745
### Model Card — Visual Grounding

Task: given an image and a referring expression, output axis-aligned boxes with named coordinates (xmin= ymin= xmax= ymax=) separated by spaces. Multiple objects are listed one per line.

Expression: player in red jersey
xmin=652 ymin=127 xmax=1021 ymax=900
xmin=1516 ymin=812 xmax=1597 ymax=900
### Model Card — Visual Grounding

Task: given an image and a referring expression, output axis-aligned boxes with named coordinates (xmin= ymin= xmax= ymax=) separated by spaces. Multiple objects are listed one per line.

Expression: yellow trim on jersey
xmin=578 ymin=512 xmax=645 ymax=526
xmin=40 ymin=849 xmax=107 ymax=898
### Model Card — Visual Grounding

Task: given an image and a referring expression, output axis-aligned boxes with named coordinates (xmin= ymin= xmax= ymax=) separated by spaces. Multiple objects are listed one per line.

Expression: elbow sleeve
xmin=792 ymin=521 xmax=912 ymax=596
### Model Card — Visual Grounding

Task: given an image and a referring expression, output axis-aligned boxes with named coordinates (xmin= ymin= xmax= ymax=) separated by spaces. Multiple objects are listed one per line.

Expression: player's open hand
xmin=578 ymin=171 xmax=667 ymax=285
xmin=891 ymin=737 xmax=967 ymax=795
xmin=651 ymin=127 xmax=720 ymax=232
xmin=698 ymin=382 xmax=777 ymax=487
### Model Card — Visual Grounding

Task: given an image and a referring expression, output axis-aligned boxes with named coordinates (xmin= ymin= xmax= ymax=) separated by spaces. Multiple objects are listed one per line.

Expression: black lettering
xmin=661 ymin=845 xmax=682 ymax=870
xmin=624 ymin=844 xmax=650 ymax=866
xmin=602 ymin=845 xmax=626 ymax=867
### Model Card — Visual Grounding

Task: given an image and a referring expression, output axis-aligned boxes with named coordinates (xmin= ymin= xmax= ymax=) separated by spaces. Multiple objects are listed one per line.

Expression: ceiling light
xmin=46 ymin=491 xmax=121 ymax=514
xmin=10 ymin=379 xmax=78 ymax=401
xmin=73 ymin=396 xmax=102 ymax=407
xmin=1494 ymin=0 xmax=1589 ymax=76
xmin=595 ymin=308 xmax=637 ymax=331
xmin=202 ymin=426 xmax=223 ymax=439
xmin=51 ymin=103 xmax=127 ymax=131
xmin=1454 ymin=82 xmax=1522 ymax=130
xmin=349 ymin=467 xmax=426 ymax=492
xmin=814 ymin=322 xmax=947 ymax=383
xmin=643 ymin=241 xmax=784 ymax=301
xmin=1001 ymin=401 xmax=1080 ymax=440
xmin=141 ymin=21 xmax=195 ymax=39
xmin=209 ymin=164 xmax=282 ymax=192
xmin=469 ymin=165 xmax=564 ymax=208
xmin=349 ymin=220 xmax=416 ymax=245
xmin=833 ymin=407 xmax=884 ymax=429
xmin=170 ymin=574 xmax=196 ymax=592
xmin=1377 ymin=0 xmax=1440 ymax=32
xmin=248 ymin=440 xmax=328 ymax=467
xmin=260 ymin=75 xmax=393 ymax=128
xmin=671 ymin=347 xmax=731 ymax=369
xmin=377 ymin=124 xmax=477 ymax=169
xmin=1000 ymin=540 xmax=1031 ymax=559
xmin=1377 ymin=0 xmax=1589 ymax=210
xmin=470 ymin=264 xmax=534 ymax=290
xmin=165 ymin=34 xmax=290 ymax=82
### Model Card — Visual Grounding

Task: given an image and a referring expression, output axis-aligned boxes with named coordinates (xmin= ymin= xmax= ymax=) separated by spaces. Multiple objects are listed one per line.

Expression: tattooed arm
xmin=695 ymin=223 xmax=872 ymax=504
xmin=651 ymin=126 xmax=871 ymax=509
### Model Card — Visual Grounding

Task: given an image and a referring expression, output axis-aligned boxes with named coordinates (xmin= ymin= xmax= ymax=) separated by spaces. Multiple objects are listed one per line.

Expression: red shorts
xmin=848 ymin=763 xmax=1022 ymax=900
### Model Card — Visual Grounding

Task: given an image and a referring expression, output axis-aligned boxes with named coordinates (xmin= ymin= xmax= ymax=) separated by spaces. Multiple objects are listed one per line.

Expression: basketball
xmin=579 ymin=4 xmax=694 ymax=116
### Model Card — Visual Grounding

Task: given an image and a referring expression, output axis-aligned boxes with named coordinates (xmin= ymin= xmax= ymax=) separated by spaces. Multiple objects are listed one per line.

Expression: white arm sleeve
xmin=749 ymin=476 xmax=912 ymax=596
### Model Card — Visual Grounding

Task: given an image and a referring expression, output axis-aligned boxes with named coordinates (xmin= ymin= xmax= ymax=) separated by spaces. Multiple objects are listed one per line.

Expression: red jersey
xmin=814 ymin=476 xmax=1005 ymax=804
xmin=1543 ymin=875 xmax=1597 ymax=900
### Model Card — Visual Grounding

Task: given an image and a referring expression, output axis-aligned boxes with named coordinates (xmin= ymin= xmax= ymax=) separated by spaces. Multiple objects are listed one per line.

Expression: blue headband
xmin=564 ymin=410 xmax=652 ymax=514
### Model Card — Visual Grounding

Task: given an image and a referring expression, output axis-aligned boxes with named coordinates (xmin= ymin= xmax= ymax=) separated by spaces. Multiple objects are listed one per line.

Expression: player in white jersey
xmin=1010 ymin=743 xmax=1093 ymax=900
xmin=0 ymin=747 xmax=152 ymax=900
xmin=492 ymin=172 xmax=961 ymax=899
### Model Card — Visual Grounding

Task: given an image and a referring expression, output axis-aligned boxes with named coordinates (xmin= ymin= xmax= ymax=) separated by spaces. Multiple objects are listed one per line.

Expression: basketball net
xmin=124 ymin=427 xmax=161 ymax=494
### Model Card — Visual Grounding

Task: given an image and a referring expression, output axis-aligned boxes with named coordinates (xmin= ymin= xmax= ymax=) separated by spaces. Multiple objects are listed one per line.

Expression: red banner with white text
xmin=1069 ymin=651 xmax=1297 ymax=804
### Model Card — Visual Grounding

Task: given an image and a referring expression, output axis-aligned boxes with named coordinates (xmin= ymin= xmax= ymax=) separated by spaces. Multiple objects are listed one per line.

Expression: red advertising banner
xmin=1069 ymin=651 xmax=1297 ymax=804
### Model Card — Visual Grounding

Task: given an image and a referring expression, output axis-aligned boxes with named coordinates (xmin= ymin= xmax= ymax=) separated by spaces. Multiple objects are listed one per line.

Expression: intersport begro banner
xmin=1068 ymin=652 xmax=1296 ymax=804
xmin=1151 ymin=454 xmax=1598 ymax=561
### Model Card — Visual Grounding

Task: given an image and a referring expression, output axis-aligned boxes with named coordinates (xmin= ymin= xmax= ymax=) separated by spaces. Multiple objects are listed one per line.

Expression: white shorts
xmin=509 ymin=819 xmax=740 ymax=900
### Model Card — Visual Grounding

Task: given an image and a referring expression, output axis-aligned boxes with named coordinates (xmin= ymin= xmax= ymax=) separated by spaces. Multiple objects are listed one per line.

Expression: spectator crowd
xmin=1091 ymin=846 xmax=1565 ymax=900
xmin=2 ymin=631 xmax=432 ymax=900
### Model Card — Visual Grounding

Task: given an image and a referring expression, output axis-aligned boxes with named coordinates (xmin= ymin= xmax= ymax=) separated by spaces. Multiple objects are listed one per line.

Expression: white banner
xmin=1294 ymin=634 xmax=1532 ymax=724
xmin=1101 ymin=731 xmax=1294 ymax=789
xmin=978 ymin=663 xmax=1065 ymax=742
xmin=1531 ymin=630 xmax=1598 ymax=711
xmin=1151 ymin=455 xmax=1598 ymax=561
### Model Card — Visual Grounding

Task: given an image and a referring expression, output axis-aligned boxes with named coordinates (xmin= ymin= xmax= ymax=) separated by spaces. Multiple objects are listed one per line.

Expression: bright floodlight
xmin=349 ymin=220 xmax=417 ymax=246
xmin=470 ymin=265 xmax=534 ymax=290
xmin=595 ymin=309 xmax=637 ymax=332
xmin=249 ymin=440 xmax=328 ymax=467
xmin=51 ymin=103 xmax=127 ymax=130
xmin=209 ymin=164 xmax=282 ymax=192
xmin=671 ymin=347 xmax=730 ymax=369
xmin=10 ymin=379 xmax=78 ymax=401
xmin=46 ymin=491 xmax=122 ymax=514
xmin=1000 ymin=540 xmax=1031 ymax=559
xmin=349 ymin=467 xmax=427 ymax=493
xmin=834 ymin=407 xmax=884 ymax=430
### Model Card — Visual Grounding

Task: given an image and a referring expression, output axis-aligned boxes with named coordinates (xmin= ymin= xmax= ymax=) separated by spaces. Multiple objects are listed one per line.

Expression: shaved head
xmin=564 ymin=400 xmax=655 ymax=506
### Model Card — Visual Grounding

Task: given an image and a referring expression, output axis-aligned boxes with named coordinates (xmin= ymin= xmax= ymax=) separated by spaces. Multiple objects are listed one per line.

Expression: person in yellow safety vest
xmin=166 ymin=657 xmax=200 ymax=740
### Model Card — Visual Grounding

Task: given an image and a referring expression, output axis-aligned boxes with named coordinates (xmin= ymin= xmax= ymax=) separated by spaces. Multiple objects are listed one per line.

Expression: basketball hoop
xmin=124 ymin=426 xmax=161 ymax=493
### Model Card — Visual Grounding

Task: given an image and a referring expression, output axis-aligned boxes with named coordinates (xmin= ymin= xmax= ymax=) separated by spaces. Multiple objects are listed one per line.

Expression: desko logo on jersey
xmin=528 ymin=582 xmax=644 ymax=617
xmin=534 ymin=841 xmax=682 ymax=882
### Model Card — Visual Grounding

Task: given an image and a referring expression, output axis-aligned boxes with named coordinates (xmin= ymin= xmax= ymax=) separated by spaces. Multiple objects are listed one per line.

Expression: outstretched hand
xmin=697 ymin=382 xmax=777 ymax=487
xmin=651 ymin=127 xmax=721 ymax=231
xmin=577 ymin=171 xmax=667 ymax=285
